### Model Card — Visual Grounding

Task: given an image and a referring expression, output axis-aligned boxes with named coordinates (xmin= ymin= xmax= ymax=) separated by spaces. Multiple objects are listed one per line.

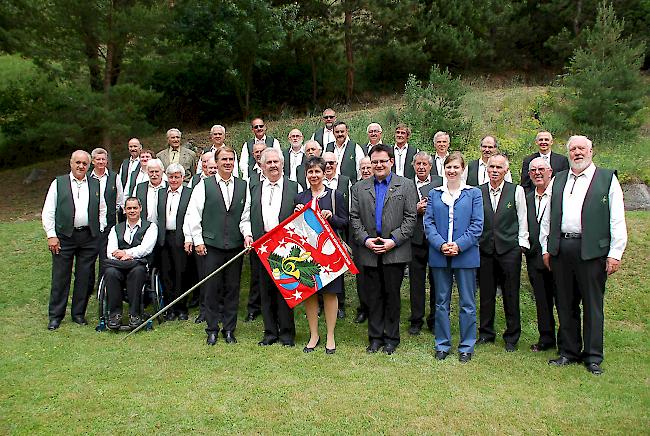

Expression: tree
xmin=562 ymin=2 xmax=647 ymax=138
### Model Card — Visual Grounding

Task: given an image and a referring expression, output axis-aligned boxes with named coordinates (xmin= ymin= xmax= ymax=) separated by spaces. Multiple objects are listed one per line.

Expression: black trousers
xmin=409 ymin=242 xmax=435 ymax=329
xmin=104 ymin=263 xmax=147 ymax=316
xmin=551 ymin=238 xmax=607 ymax=364
xmin=526 ymin=255 xmax=557 ymax=347
xmin=48 ymin=228 xmax=98 ymax=321
xmin=160 ymin=231 xmax=189 ymax=314
xmin=364 ymin=260 xmax=406 ymax=346
xmin=254 ymin=255 xmax=295 ymax=343
xmin=479 ymin=247 xmax=522 ymax=344
xmin=205 ymin=246 xmax=244 ymax=334
xmin=193 ymin=252 xmax=207 ymax=315
xmin=89 ymin=228 xmax=109 ymax=294
xmin=246 ymin=252 xmax=261 ymax=313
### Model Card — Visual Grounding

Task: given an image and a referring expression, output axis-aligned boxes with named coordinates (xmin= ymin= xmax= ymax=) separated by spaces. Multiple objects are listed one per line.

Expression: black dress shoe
xmin=458 ymin=352 xmax=472 ymax=363
xmin=366 ymin=341 xmax=383 ymax=353
xmin=108 ymin=313 xmax=122 ymax=330
xmin=164 ymin=311 xmax=177 ymax=322
xmin=383 ymin=343 xmax=397 ymax=355
xmin=303 ymin=337 xmax=320 ymax=353
xmin=585 ymin=362 xmax=603 ymax=375
xmin=128 ymin=314 xmax=142 ymax=328
xmin=530 ymin=342 xmax=555 ymax=352
xmin=47 ymin=319 xmax=61 ymax=330
xmin=72 ymin=316 xmax=87 ymax=326
xmin=408 ymin=325 xmax=422 ymax=336
xmin=222 ymin=330 xmax=237 ymax=344
xmin=258 ymin=336 xmax=278 ymax=346
xmin=177 ymin=312 xmax=189 ymax=321
xmin=435 ymin=350 xmax=449 ymax=360
xmin=548 ymin=356 xmax=578 ymax=366
xmin=206 ymin=332 xmax=218 ymax=346
xmin=194 ymin=313 xmax=205 ymax=324
xmin=337 ymin=308 xmax=345 ymax=319
xmin=476 ymin=337 xmax=495 ymax=345
xmin=325 ymin=347 xmax=336 ymax=354
xmin=281 ymin=340 xmax=295 ymax=347
xmin=505 ymin=342 xmax=516 ymax=352
xmin=354 ymin=312 xmax=367 ymax=323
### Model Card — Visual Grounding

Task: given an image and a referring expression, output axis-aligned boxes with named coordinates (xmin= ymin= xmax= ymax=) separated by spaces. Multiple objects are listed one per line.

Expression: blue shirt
xmin=374 ymin=173 xmax=392 ymax=235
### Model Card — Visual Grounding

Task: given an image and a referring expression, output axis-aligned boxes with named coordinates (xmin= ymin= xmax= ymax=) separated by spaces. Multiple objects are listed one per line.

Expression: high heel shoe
xmin=303 ymin=337 xmax=320 ymax=353
xmin=325 ymin=347 xmax=336 ymax=354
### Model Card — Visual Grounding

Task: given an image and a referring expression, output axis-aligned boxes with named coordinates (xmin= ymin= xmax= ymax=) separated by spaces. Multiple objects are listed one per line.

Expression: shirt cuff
xmin=607 ymin=248 xmax=624 ymax=261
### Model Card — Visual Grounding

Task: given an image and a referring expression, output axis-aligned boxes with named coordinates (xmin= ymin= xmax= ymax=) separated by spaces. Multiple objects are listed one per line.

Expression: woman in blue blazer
xmin=424 ymin=152 xmax=484 ymax=363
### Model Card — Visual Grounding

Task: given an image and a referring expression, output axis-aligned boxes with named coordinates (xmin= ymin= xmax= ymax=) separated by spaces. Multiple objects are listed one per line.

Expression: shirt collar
xmin=435 ymin=181 xmax=471 ymax=192
xmin=218 ymin=175 xmax=233 ymax=184
xmin=168 ymin=185 xmax=183 ymax=194
xmin=416 ymin=176 xmax=431 ymax=185
xmin=263 ymin=177 xmax=283 ymax=188
xmin=336 ymin=138 xmax=350 ymax=149
xmin=127 ymin=218 xmax=142 ymax=230
xmin=571 ymin=162 xmax=596 ymax=179
xmin=374 ymin=172 xmax=392 ymax=186
xmin=540 ymin=150 xmax=552 ymax=157
xmin=91 ymin=169 xmax=107 ymax=179
xmin=69 ymin=173 xmax=87 ymax=183
xmin=489 ymin=180 xmax=505 ymax=192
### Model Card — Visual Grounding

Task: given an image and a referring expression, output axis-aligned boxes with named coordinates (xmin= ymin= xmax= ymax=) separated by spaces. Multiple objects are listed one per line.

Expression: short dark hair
xmin=333 ymin=121 xmax=348 ymax=130
xmin=369 ymin=144 xmax=394 ymax=160
xmin=305 ymin=156 xmax=326 ymax=172
xmin=124 ymin=196 xmax=141 ymax=207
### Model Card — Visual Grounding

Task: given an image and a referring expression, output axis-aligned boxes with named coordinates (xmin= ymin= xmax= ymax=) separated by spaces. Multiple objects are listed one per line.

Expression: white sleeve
xmin=273 ymin=138 xmax=282 ymax=150
xmin=239 ymin=183 xmax=252 ymax=238
xmin=107 ymin=226 xmax=119 ymax=259
xmin=233 ymin=153 xmax=240 ymax=178
xmin=607 ymin=175 xmax=627 ymax=260
xmin=240 ymin=142 xmax=249 ymax=181
xmin=184 ymin=180 xmax=206 ymax=246
xmin=515 ymin=185 xmax=530 ymax=249
xmin=461 ymin=166 xmax=469 ymax=184
xmin=540 ymin=198 xmax=551 ymax=255
xmin=42 ymin=179 xmax=58 ymax=238
xmin=354 ymin=145 xmax=365 ymax=173
xmin=124 ymin=223 xmax=158 ymax=259
xmin=115 ymin=177 xmax=124 ymax=213
xmin=505 ymin=170 xmax=513 ymax=183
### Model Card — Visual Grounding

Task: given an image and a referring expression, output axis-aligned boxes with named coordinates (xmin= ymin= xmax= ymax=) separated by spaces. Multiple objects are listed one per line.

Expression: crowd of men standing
xmin=42 ymin=108 xmax=627 ymax=375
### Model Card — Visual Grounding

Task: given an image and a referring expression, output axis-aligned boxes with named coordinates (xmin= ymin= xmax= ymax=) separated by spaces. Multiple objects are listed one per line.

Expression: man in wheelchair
xmin=104 ymin=197 xmax=158 ymax=330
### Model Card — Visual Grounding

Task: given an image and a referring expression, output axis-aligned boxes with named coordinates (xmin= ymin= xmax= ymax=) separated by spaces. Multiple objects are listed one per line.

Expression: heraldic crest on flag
xmin=252 ymin=206 xmax=358 ymax=308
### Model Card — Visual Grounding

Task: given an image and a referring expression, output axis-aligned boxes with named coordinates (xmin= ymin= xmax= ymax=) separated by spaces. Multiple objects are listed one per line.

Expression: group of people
xmin=42 ymin=108 xmax=627 ymax=375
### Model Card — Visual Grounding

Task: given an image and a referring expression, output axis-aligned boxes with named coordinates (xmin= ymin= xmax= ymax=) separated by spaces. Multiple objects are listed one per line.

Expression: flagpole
xmin=123 ymin=247 xmax=250 ymax=340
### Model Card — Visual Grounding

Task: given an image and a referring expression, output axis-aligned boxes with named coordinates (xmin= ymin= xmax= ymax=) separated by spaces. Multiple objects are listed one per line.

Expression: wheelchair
xmin=95 ymin=266 xmax=165 ymax=332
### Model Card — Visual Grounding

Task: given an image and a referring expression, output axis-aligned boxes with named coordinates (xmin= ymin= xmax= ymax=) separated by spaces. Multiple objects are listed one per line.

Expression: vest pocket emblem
xmin=601 ymin=195 xmax=608 ymax=204
xmin=507 ymin=202 xmax=512 ymax=208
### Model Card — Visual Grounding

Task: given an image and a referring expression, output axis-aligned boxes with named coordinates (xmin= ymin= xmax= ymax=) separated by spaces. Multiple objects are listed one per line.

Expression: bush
xmin=401 ymin=66 xmax=471 ymax=153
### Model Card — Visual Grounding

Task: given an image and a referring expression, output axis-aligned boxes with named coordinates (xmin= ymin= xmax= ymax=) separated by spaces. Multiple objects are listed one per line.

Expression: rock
xmin=623 ymin=183 xmax=650 ymax=211
xmin=23 ymin=168 xmax=47 ymax=185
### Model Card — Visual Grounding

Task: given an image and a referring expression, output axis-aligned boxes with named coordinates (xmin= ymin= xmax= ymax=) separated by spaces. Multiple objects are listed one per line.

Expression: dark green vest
xmin=326 ymin=140 xmax=359 ymax=184
xmin=396 ymin=145 xmax=418 ymax=179
xmin=246 ymin=135 xmax=276 ymax=173
xmin=156 ymin=186 xmax=193 ymax=246
xmin=283 ymin=148 xmax=305 ymax=179
xmin=115 ymin=220 xmax=152 ymax=250
xmin=249 ymin=170 xmax=261 ymax=188
xmin=466 ymin=159 xmax=480 ymax=187
xmin=525 ymin=190 xmax=544 ymax=269
xmin=479 ymin=182 xmax=519 ymax=255
xmin=547 ymin=168 xmax=614 ymax=260
xmin=295 ymin=165 xmax=307 ymax=190
xmin=332 ymin=174 xmax=351 ymax=207
xmin=54 ymin=175 xmax=100 ymax=237
xmin=201 ymin=177 xmax=247 ymax=249
xmin=313 ymin=128 xmax=326 ymax=147
xmin=250 ymin=178 xmax=298 ymax=240
xmin=96 ymin=170 xmax=118 ymax=230
xmin=120 ymin=159 xmax=140 ymax=196
xmin=134 ymin=181 xmax=167 ymax=221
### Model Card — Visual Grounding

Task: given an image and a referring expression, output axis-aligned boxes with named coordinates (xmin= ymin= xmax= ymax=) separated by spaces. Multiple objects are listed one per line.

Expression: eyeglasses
xmin=323 ymin=115 xmax=335 ymax=119
xmin=325 ymin=161 xmax=336 ymax=166
xmin=253 ymin=124 xmax=264 ymax=129
xmin=371 ymin=159 xmax=390 ymax=165
xmin=368 ymin=129 xmax=381 ymax=134
xmin=529 ymin=168 xmax=548 ymax=173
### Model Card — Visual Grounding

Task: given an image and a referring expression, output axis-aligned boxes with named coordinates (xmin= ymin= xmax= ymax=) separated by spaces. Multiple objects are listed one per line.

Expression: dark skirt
xmin=318 ymin=275 xmax=344 ymax=295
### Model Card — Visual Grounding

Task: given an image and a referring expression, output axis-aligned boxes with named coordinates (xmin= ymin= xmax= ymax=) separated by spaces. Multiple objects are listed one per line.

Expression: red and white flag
xmin=251 ymin=206 xmax=358 ymax=308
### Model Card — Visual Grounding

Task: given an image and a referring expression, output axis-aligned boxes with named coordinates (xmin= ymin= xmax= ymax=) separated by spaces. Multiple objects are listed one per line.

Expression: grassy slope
xmin=0 ymin=213 xmax=648 ymax=434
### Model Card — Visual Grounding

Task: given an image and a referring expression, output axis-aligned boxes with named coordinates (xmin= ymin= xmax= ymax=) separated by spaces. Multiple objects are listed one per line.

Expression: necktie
xmin=569 ymin=174 xmax=582 ymax=195
xmin=269 ymin=183 xmax=277 ymax=206
xmin=490 ymin=188 xmax=501 ymax=211
xmin=536 ymin=194 xmax=545 ymax=222
xmin=222 ymin=179 xmax=231 ymax=209
xmin=126 ymin=225 xmax=139 ymax=244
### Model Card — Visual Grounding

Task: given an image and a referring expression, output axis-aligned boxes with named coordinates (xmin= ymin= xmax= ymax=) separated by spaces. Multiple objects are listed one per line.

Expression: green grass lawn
xmin=1 ymin=213 xmax=648 ymax=434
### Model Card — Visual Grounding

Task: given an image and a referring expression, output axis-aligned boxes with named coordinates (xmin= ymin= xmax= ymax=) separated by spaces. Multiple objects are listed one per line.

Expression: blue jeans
xmin=430 ymin=266 xmax=477 ymax=353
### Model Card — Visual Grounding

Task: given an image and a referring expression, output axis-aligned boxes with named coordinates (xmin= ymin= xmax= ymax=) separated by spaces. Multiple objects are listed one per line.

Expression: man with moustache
xmin=240 ymin=117 xmax=281 ymax=181
xmin=477 ymin=153 xmax=529 ymax=352
xmin=311 ymin=108 xmax=337 ymax=148
xmin=541 ymin=135 xmax=627 ymax=375
xmin=283 ymin=129 xmax=306 ymax=182
xmin=520 ymin=131 xmax=569 ymax=194
xmin=408 ymin=151 xmax=443 ymax=335
xmin=244 ymin=148 xmax=300 ymax=346
xmin=247 ymin=142 xmax=269 ymax=188
xmin=365 ymin=122 xmax=383 ymax=154
xmin=42 ymin=150 xmax=100 ymax=330
xmin=524 ymin=157 xmax=558 ymax=352
xmin=393 ymin=124 xmax=418 ymax=179
xmin=157 ymin=163 xmax=193 ymax=321
xmin=158 ymin=128 xmax=198 ymax=181
xmin=325 ymin=121 xmax=365 ymax=184
xmin=295 ymin=140 xmax=323 ymax=190
xmin=463 ymin=136 xmax=512 ymax=186
xmin=185 ymin=147 xmax=251 ymax=345
xmin=118 ymin=138 xmax=143 ymax=199
xmin=350 ymin=144 xmax=418 ymax=354
xmin=431 ymin=131 xmax=450 ymax=179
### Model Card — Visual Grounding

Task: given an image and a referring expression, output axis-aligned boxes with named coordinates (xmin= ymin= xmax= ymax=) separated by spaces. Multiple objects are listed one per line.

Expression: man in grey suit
xmin=157 ymin=128 xmax=198 ymax=182
xmin=350 ymin=144 xmax=418 ymax=355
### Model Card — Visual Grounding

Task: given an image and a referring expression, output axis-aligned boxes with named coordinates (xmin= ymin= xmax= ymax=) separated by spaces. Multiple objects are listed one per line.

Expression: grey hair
xmin=528 ymin=156 xmax=551 ymax=172
xmin=566 ymin=135 xmax=592 ymax=151
xmin=147 ymin=158 xmax=164 ymax=171
xmin=304 ymin=139 xmax=322 ymax=151
xmin=260 ymin=148 xmax=284 ymax=166
xmin=367 ymin=122 xmax=382 ymax=133
xmin=166 ymin=128 xmax=182 ymax=138
xmin=487 ymin=152 xmax=509 ymax=170
xmin=433 ymin=131 xmax=450 ymax=143
xmin=412 ymin=151 xmax=433 ymax=166
xmin=91 ymin=147 xmax=108 ymax=159
xmin=166 ymin=163 xmax=185 ymax=176
xmin=210 ymin=125 xmax=225 ymax=134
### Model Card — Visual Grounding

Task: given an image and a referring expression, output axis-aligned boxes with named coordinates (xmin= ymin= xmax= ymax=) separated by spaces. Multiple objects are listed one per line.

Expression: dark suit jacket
xmin=412 ymin=177 xmax=443 ymax=246
xmin=350 ymin=173 xmax=418 ymax=267
xmin=520 ymin=151 xmax=569 ymax=193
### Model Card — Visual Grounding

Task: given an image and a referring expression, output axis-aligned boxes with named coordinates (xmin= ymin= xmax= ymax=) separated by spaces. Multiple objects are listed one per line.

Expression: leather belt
xmin=561 ymin=232 xmax=582 ymax=239
xmin=74 ymin=226 xmax=89 ymax=231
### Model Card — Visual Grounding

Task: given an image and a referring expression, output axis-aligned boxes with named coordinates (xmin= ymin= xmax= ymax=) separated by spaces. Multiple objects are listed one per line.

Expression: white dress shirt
xmin=288 ymin=147 xmax=304 ymax=182
xmin=262 ymin=177 xmax=283 ymax=232
xmin=184 ymin=178 xmax=251 ymax=246
xmin=415 ymin=176 xmax=432 ymax=200
xmin=393 ymin=144 xmax=411 ymax=176
xmin=488 ymin=180 xmax=530 ymax=249
xmin=323 ymin=175 xmax=340 ymax=191
xmin=118 ymin=157 xmax=140 ymax=192
xmin=145 ymin=182 xmax=166 ymax=223
xmin=91 ymin=169 xmax=124 ymax=232
xmin=239 ymin=135 xmax=281 ymax=181
xmin=107 ymin=219 xmax=158 ymax=260
xmin=434 ymin=153 xmax=449 ymax=178
xmin=311 ymin=128 xmax=335 ymax=148
xmin=42 ymin=173 xmax=90 ymax=238
xmin=332 ymin=138 xmax=365 ymax=177
xmin=165 ymin=185 xmax=184 ymax=231
xmin=539 ymin=163 xmax=627 ymax=260
xmin=462 ymin=160 xmax=513 ymax=185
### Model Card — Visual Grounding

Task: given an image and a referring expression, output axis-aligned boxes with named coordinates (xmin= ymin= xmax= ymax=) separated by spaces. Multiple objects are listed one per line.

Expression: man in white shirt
xmin=295 ymin=140 xmax=322 ymax=190
xmin=540 ymin=135 xmax=627 ymax=375
xmin=189 ymin=152 xmax=214 ymax=188
xmin=134 ymin=158 xmax=167 ymax=224
xmin=198 ymin=125 xmax=240 ymax=178
xmin=104 ymin=197 xmax=158 ymax=330
xmin=130 ymin=148 xmax=154 ymax=196
xmin=283 ymin=128 xmax=305 ymax=182
xmin=365 ymin=122 xmax=383 ymax=154
xmin=477 ymin=153 xmax=529 ymax=352
xmin=118 ymin=138 xmax=142 ymax=199
xmin=520 ymin=131 xmax=569 ymax=193
xmin=325 ymin=121 xmax=365 ymax=184
xmin=462 ymin=136 xmax=512 ymax=186
xmin=393 ymin=124 xmax=418 ymax=179
xmin=310 ymin=108 xmax=336 ymax=147
xmin=239 ymin=117 xmax=281 ymax=181
xmin=42 ymin=150 xmax=100 ymax=330
xmin=431 ymin=131 xmax=450 ymax=178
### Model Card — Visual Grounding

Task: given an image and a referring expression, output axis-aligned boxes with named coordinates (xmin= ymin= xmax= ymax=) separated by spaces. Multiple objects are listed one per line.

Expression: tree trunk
xmin=310 ymin=53 xmax=317 ymax=106
xmin=344 ymin=7 xmax=354 ymax=103
xmin=573 ymin=0 xmax=583 ymax=35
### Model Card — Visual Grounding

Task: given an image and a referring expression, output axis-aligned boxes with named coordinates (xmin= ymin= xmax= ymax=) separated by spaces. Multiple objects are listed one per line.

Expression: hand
xmin=543 ymin=253 xmax=551 ymax=271
xmin=196 ymin=244 xmax=207 ymax=256
xmin=416 ymin=198 xmax=427 ymax=215
xmin=121 ymin=253 xmax=134 ymax=261
xmin=112 ymin=249 xmax=127 ymax=260
xmin=47 ymin=237 xmax=60 ymax=255
xmin=184 ymin=242 xmax=193 ymax=254
xmin=294 ymin=204 xmax=304 ymax=212
xmin=606 ymin=257 xmax=620 ymax=275
xmin=366 ymin=237 xmax=395 ymax=254
xmin=244 ymin=236 xmax=254 ymax=249
xmin=320 ymin=209 xmax=332 ymax=220
xmin=441 ymin=242 xmax=459 ymax=257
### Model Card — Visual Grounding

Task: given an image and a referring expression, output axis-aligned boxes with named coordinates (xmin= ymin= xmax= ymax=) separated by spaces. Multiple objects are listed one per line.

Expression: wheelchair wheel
xmin=95 ymin=275 xmax=109 ymax=332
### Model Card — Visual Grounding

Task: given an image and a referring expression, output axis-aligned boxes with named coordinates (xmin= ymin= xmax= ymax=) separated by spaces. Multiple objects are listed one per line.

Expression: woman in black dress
xmin=294 ymin=156 xmax=348 ymax=354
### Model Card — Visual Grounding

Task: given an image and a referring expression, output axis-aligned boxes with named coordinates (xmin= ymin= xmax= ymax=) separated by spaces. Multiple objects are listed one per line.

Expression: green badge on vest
xmin=507 ymin=202 xmax=512 ymax=209
xmin=601 ymin=195 xmax=608 ymax=204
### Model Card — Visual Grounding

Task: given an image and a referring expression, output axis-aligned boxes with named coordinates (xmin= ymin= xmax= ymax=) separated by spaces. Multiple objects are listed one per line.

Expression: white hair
xmin=147 ymin=158 xmax=164 ymax=171
xmin=529 ymin=156 xmax=551 ymax=171
xmin=367 ymin=122 xmax=382 ymax=133
xmin=433 ymin=131 xmax=450 ymax=143
xmin=166 ymin=128 xmax=182 ymax=138
xmin=412 ymin=151 xmax=433 ymax=166
xmin=91 ymin=147 xmax=108 ymax=159
xmin=210 ymin=125 xmax=225 ymax=134
xmin=260 ymin=148 xmax=283 ymax=165
xmin=166 ymin=163 xmax=185 ymax=176
xmin=566 ymin=135 xmax=592 ymax=151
